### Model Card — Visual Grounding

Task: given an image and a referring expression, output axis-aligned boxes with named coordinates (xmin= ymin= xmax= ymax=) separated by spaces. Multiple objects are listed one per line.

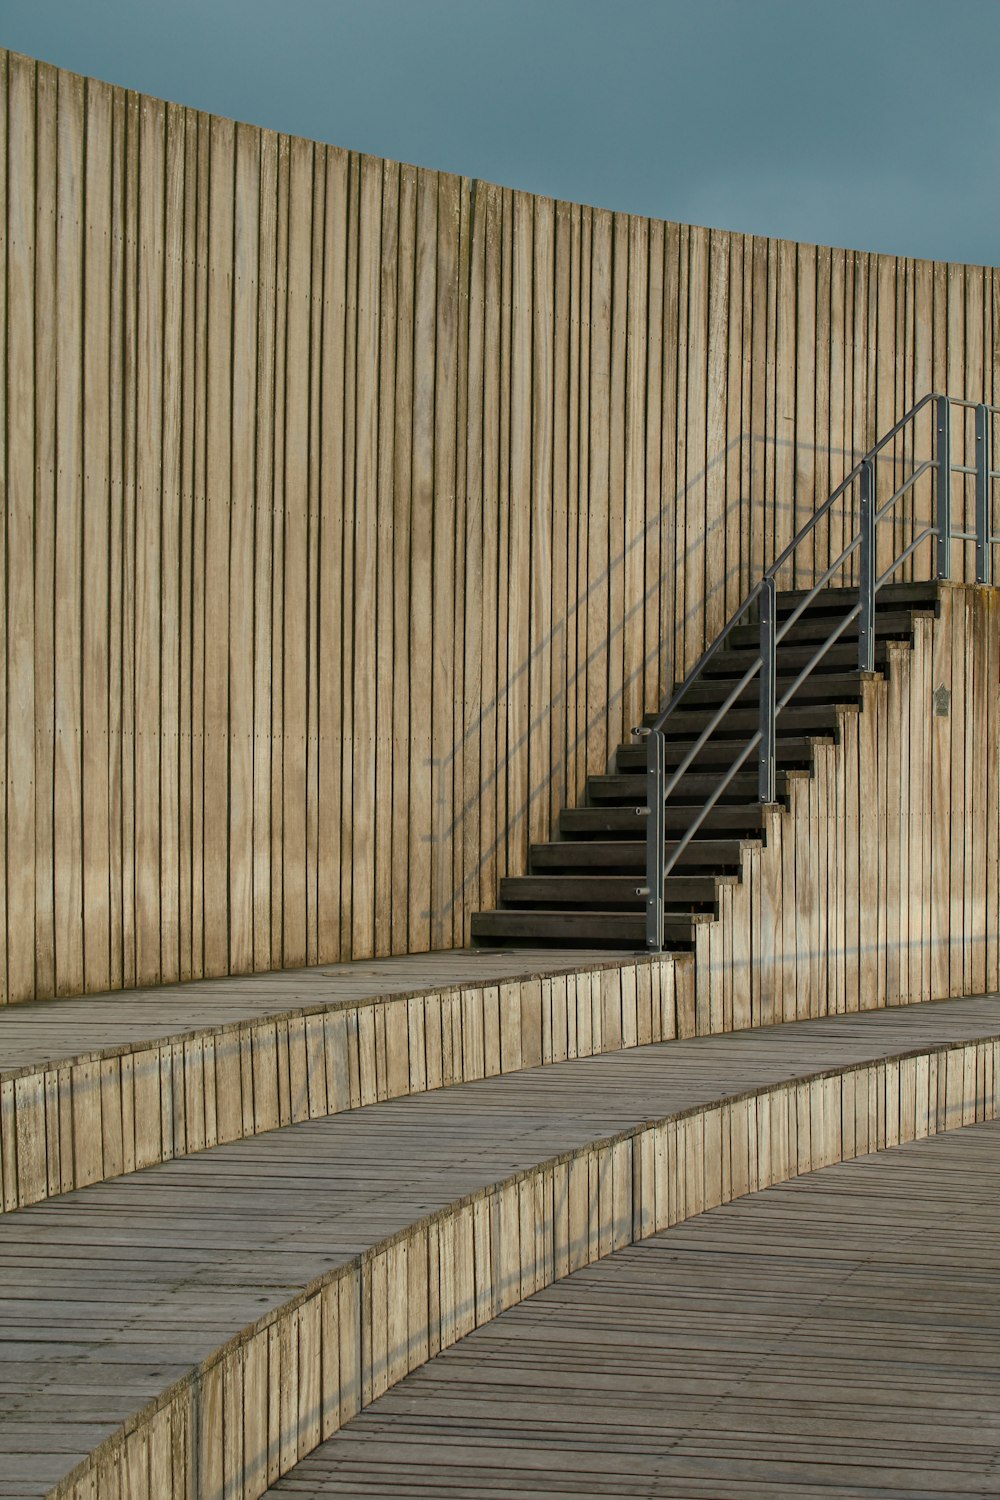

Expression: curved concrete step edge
xmin=0 ymin=952 xmax=691 ymax=1212
xmin=46 ymin=1028 xmax=1000 ymax=1500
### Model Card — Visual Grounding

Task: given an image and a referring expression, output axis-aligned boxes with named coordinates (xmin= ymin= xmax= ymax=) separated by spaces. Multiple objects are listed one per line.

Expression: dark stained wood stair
xmin=472 ymin=582 xmax=940 ymax=950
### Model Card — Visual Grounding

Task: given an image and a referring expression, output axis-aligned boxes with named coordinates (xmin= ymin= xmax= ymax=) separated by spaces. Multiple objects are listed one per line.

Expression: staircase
xmin=471 ymin=581 xmax=939 ymax=950
xmin=473 ymin=391 xmax=997 ymax=953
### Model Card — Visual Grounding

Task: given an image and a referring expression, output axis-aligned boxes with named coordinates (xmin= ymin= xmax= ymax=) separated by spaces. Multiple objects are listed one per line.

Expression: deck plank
xmin=0 ymin=994 xmax=997 ymax=1495
xmin=267 ymin=1117 xmax=1000 ymax=1499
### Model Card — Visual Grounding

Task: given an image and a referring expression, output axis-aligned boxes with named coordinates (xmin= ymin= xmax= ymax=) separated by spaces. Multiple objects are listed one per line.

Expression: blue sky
xmin=3 ymin=0 xmax=999 ymax=264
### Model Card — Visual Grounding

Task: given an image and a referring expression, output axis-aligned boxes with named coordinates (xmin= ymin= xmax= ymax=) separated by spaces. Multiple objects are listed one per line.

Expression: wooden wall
xmin=697 ymin=586 xmax=1000 ymax=1030
xmin=3 ymin=48 xmax=998 ymax=1002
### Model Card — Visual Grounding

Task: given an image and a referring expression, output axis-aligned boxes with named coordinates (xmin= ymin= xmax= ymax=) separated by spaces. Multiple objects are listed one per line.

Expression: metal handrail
xmin=641 ymin=391 xmax=999 ymax=950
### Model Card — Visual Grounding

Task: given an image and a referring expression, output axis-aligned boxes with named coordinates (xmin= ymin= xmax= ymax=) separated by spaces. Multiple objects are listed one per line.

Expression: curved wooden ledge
xmin=46 ymin=1030 xmax=999 ymax=1500
xmin=0 ymin=953 xmax=690 ymax=1213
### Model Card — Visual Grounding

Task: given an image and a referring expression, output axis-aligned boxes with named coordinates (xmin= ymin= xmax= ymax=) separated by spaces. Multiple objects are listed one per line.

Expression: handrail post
xmin=645 ymin=727 xmax=665 ymax=951
xmin=975 ymin=402 xmax=992 ymax=586
xmin=936 ymin=394 xmax=952 ymax=579
xmin=758 ymin=576 xmax=776 ymax=803
xmin=858 ymin=458 xmax=876 ymax=672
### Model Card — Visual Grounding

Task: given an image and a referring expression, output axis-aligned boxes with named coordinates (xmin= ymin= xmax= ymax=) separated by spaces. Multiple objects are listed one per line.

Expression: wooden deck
xmin=0 ymin=949 xmax=621 ymax=1076
xmin=267 ymin=1117 xmax=1000 ymax=1499
xmin=0 ymin=994 xmax=997 ymax=1497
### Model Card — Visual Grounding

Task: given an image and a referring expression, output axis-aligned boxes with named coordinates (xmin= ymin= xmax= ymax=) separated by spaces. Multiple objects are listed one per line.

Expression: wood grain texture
xmin=3 ymin=47 xmax=999 ymax=1002
xmin=696 ymin=585 xmax=1000 ymax=1029
xmin=34 ymin=1013 xmax=1000 ymax=1500
xmin=0 ymin=950 xmax=688 ymax=1211
xmin=288 ymin=1119 xmax=1000 ymax=1499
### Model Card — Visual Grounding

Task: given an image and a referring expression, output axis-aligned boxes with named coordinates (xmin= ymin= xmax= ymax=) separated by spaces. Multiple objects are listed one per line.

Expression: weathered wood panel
xmin=0 ymin=952 xmax=687 ymax=1211
xmin=2 ymin=48 xmax=998 ymax=1002
xmin=697 ymin=586 xmax=1000 ymax=1027
xmin=44 ymin=1031 xmax=1000 ymax=1500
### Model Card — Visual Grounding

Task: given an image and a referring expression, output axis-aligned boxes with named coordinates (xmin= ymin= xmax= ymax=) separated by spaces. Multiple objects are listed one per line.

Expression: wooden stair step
xmin=531 ymin=840 xmax=745 ymax=872
xmin=699 ymin=640 xmax=888 ymax=677
xmin=499 ymin=875 xmax=719 ymax=908
xmin=623 ymin=703 xmax=841 ymax=749
xmin=771 ymin=581 xmax=938 ymax=617
xmin=558 ymin=805 xmax=765 ymax=837
xmin=651 ymin=672 xmax=864 ymax=714
xmin=727 ymin=608 xmax=919 ymax=650
xmin=470 ymin=909 xmax=693 ymax=947
xmin=591 ymin=738 xmax=820 ymax=789
xmin=583 ymin=770 xmax=783 ymax=805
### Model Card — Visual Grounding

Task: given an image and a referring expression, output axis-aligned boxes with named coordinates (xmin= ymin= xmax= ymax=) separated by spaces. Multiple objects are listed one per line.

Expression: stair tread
xmin=590 ymin=742 xmax=818 ymax=795
xmin=533 ymin=840 xmax=747 ymax=869
xmin=501 ymin=874 xmax=720 ymax=904
xmin=471 ymin=909 xmax=694 ymax=947
xmin=700 ymin=642 xmax=888 ymax=676
xmin=728 ymin=608 xmax=919 ymax=648
xmin=653 ymin=673 xmax=864 ymax=714
xmin=626 ymin=704 xmax=841 ymax=746
xmin=773 ymin=581 xmax=938 ymax=612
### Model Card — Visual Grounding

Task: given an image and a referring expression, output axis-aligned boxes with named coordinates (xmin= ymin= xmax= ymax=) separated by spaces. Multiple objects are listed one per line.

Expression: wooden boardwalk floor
xmin=267 ymin=1118 xmax=1000 ymax=1500
xmin=0 ymin=995 xmax=997 ymax=1496
xmin=0 ymin=949 xmax=618 ymax=1075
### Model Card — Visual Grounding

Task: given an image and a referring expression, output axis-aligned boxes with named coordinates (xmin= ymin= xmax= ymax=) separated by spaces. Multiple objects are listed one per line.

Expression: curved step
xmin=281 ymin=1115 xmax=1000 ymax=1497
xmin=17 ymin=995 xmax=997 ymax=1500
xmin=0 ymin=949 xmax=687 ymax=1212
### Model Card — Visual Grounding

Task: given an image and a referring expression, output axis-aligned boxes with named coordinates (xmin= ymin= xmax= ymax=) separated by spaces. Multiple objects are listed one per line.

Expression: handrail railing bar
xmin=874 ymin=527 xmax=936 ymax=592
xmin=872 ymin=459 xmax=934 ymax=524
xmin=651 ymin=397 xmax=942 ymax=746
xmin=952 ymin=463 xmax=977 ymax=476
xmin=775 ymin=605 xmax=861 ymax=714
xmin=942 ymin=395 xmax=1000 ymax=414
xmin=775 ymin=536 xmax=862 ymax=646
xmin=867 ymin=391 xmax=936 ymax=457
xmin=950 ymin=529 xmax=978 ymax=541
xmin=662 ymin=734 xmax=760 ymax=879
xmin=648 ymin=584 xmax=764 ymax=733
xmin=661 ymin=658 xmax=763 ymax=802
xmin=909 ymin=393 xmax=998 ymax=416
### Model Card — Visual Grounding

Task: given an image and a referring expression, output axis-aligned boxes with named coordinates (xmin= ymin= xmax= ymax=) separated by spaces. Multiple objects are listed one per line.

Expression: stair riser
xmin=649 ymin=675 xmax=864 ymax=715
xmin=532 ymin=839 xmax=749 ymax=869
xmin=592 ymin=741 xmax=820 ymax=791
xmin=769 ymin=582 xmax=938 ymax=616
xmin=699 ymin=644 xmax=887 ymax=679
xmin=500 ymin=877 xmax=718 ymax=910
xmin=471 ymin=911 xmax=693 ymax=948
xmin=563 ymin=780 xmax=779 ymax=828
xmin=624 ymin=705 xmax=841 ymax=750
xmin=727 ymin=609 xmax=918 ymax=650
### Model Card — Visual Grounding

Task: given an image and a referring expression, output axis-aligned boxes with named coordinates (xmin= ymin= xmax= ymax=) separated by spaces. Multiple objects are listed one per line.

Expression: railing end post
xmin=936 ymin=394 xmax=952 ymax=581
xmin=975 ymin=402 xmax=992 ymax=587
xmin=644 ymin=728 xmax=666 ymax=953
xmin=758 ymin=576 xmax=776 ymax=804
xmin=858 ymin=458 xmax=876 ymax=673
